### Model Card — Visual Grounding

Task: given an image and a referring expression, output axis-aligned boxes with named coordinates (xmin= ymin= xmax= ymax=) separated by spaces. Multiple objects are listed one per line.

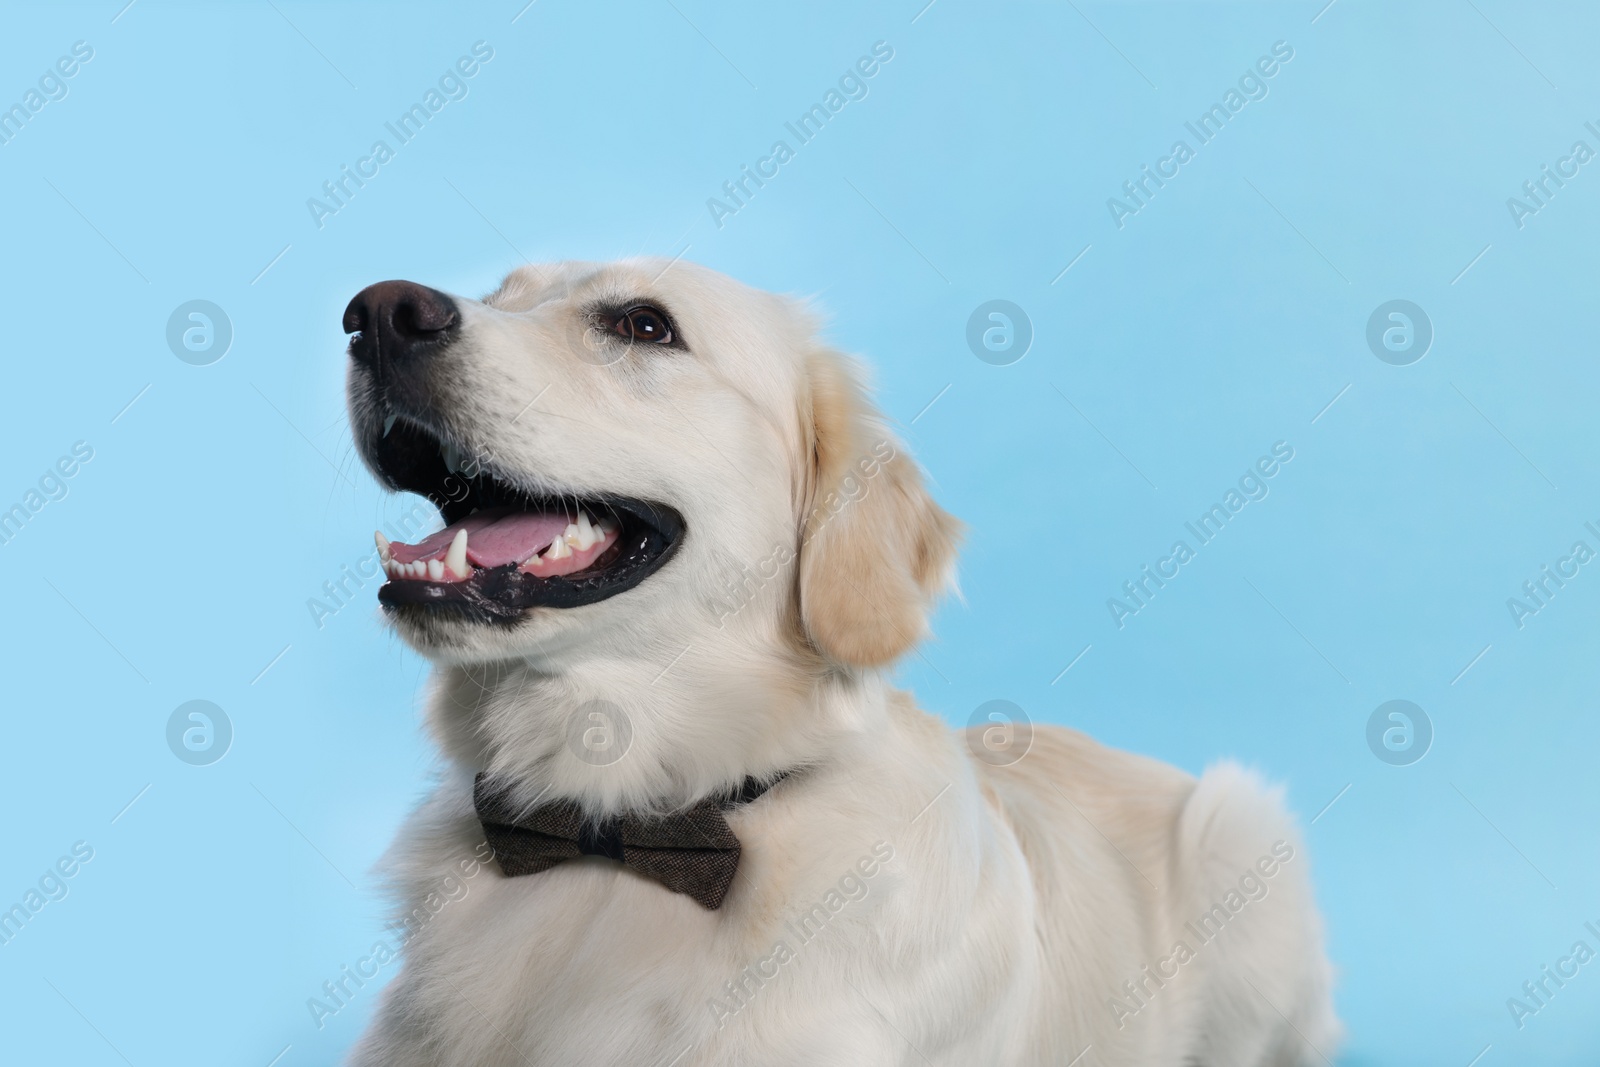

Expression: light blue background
xmin=1 ymin=2 xmax=1596 ymax=1064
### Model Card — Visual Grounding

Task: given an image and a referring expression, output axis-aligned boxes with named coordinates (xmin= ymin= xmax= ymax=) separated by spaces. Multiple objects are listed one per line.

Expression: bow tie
xmin=472 ymin=773 xmax=783 ymax=910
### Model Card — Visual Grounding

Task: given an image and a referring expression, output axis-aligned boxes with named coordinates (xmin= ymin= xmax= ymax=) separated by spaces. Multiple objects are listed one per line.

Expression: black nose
xmin=343 ymin=280 xmax=460 ymax=367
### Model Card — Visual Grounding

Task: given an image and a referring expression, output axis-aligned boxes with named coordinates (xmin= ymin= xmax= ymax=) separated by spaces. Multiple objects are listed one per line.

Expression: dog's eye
xmin=612 ymin=306 xmax=673 ymax=345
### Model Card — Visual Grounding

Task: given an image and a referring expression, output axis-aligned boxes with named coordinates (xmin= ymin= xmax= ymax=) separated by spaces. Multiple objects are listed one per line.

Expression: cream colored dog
xmin=340 ymin=259 xmax=1338 ymax=1066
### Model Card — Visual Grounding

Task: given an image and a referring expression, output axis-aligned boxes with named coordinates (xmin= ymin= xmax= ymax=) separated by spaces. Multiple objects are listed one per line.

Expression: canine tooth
xmin=574 ymin=512 xmax=596 ymax=549
xmin=441 ymin=442 xmax=463 ymax=473
xmin=546 ymin=534 xmax=572 ymax=560
xmin=445 ymin=529 xmax=469 ymax=578
xmin=427 ymin=559 xmax=445 ymax=580
xmin=383 ymin=414 xmax=398 ymax=438
xmin=375 ymin=531 xmax=392 ymax=563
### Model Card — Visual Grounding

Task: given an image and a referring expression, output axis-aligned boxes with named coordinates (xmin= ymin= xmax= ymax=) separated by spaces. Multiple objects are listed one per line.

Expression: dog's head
xmin=345 ymin=259 xmax=958 ymax=671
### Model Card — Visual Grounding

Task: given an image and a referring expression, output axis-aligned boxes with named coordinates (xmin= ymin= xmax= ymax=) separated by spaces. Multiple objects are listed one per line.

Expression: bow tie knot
xmin=473 ymin=773 xmax=782 ymax=910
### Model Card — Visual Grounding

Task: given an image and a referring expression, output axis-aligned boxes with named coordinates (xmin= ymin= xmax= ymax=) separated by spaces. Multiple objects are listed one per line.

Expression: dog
xmin=340 ymin=259 xmax=1339 ymax=1066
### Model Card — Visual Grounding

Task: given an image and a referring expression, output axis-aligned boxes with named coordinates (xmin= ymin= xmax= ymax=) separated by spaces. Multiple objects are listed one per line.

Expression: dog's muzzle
xmin=342 ymin=279 xmax=687 ymax=623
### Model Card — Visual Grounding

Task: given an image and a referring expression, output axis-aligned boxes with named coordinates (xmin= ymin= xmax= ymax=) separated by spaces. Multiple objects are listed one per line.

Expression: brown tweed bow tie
xmin=472 ymin=773 xmax=783 ymax=910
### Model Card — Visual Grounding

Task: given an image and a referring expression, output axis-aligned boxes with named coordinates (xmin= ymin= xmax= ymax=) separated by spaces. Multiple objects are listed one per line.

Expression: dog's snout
xmin=344 ymin=280 xmax=460 ymax=367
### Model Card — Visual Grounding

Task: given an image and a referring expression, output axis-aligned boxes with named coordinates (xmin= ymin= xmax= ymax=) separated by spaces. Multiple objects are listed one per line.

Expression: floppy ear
xmin=796 ymin=350 xmax=961 ymax=668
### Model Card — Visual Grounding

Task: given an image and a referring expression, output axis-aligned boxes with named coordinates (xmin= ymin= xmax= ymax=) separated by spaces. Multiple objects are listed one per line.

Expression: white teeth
xmin=575 ymin=512 xmax=597 ymax=550
xmin=562 ymin=512 xmax=600 ymax=552
xmin=445 ymin=529 xmax=470 ymax=578
xmin=383 ymin=414 xmax=398 ymax=438
xmin=548 ymin=512 xmax=610 ymax=555
xmin=380 ymin=515 xmax=612 ymax=579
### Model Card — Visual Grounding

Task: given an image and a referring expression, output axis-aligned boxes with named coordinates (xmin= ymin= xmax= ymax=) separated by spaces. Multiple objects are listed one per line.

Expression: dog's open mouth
xmin=367 ymin=418 xmax=684 ymax=621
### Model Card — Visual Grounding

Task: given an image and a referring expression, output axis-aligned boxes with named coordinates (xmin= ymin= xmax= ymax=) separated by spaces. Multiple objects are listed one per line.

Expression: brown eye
xmin=613 ymin=306 xmax=673 ymax=345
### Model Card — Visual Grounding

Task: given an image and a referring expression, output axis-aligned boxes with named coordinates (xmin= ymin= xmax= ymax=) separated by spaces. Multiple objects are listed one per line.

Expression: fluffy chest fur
xmin=348 ymin=686 xmax=1315 ymax=1067
xmin=352 ymin=692 xmax=1040 ymax=1066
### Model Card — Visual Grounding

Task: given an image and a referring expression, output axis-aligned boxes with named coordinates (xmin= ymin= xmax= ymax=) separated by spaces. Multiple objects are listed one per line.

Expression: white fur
xmin=346 ymin=259 xmax=1339 ymax=1066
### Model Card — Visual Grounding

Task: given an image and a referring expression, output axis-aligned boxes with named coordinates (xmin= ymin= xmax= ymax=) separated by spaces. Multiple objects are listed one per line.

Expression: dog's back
xmin=972 ymin=724 xmax=1339 ymax=1066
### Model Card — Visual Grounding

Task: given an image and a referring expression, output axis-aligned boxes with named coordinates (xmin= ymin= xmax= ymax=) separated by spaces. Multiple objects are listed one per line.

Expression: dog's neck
xmin=425 ymin=633 xmax=882 ymax=815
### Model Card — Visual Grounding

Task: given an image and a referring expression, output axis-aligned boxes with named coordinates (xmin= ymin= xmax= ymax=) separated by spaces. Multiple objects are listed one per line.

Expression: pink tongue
xmin=389 ymin=508 xmax=573 ymax=567
xmin=464 ymin=511 xmax=575 ymax=567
